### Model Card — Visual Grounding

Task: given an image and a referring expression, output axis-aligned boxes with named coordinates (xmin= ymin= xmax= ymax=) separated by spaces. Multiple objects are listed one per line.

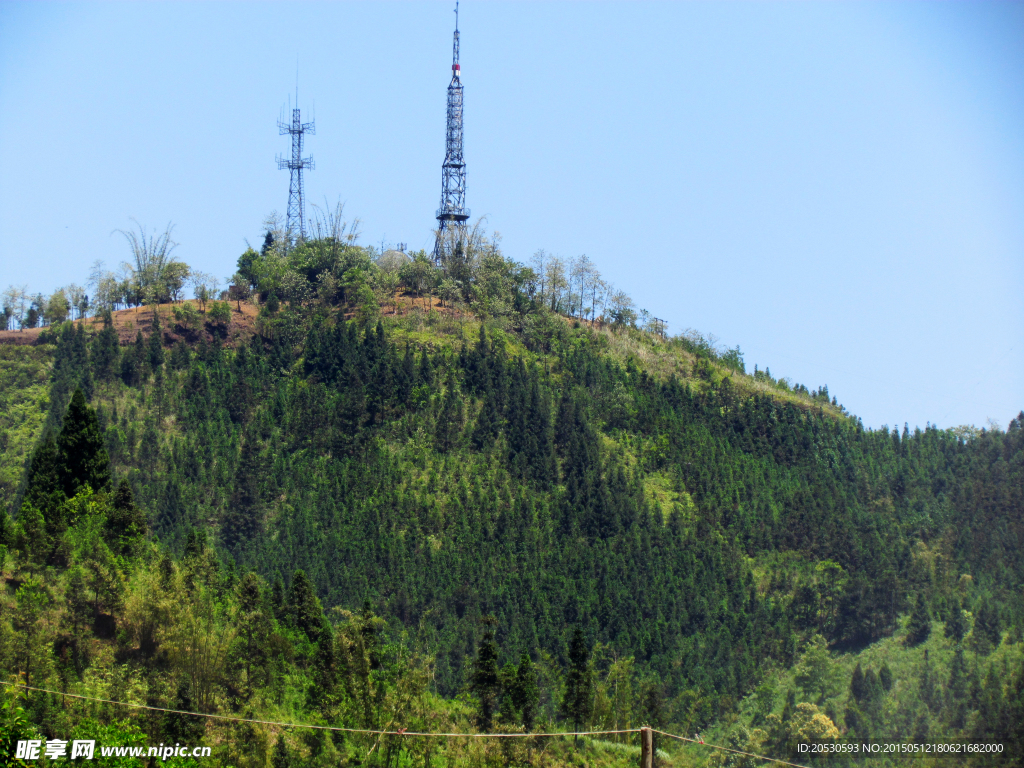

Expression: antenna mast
xmin=277 ymin=79 xmax=315 ymax=246
xmin=433 ymin=1 xmax=469 ymax=263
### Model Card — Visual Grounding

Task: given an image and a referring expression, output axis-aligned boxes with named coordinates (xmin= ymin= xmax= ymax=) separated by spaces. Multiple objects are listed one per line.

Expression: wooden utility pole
xmin=640 ymin=726 xmax=653 ymax=768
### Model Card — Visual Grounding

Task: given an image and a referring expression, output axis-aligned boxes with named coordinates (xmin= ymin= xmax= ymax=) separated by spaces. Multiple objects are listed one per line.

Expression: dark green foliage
xmin=945 ymin=600 xmax=969 ymax=644
xmin=148 ymin=311 xmax=165 ymax=370
xmin=106 ymin=479 xmax=148 ymax=553
xmin=288 ymin=570 xmax=324 ymax=644
xmin=222 ymin=433 xmax=262 ymax=551
xmin=271 ymin=734 xmax=291 ymax=768
xmin=50 ymin=321 xmax=93 ymax=415
xmin=879 ymin=661 xmax=893 ymax=692
xmin=170 ymin=339 xmax=191 ymax=370
xmin=56 ymin=389 xmax=111 ymax=497
xmin=561 ymin=627 xmax=593 ymax=739
xmin=850 ymin=662 xmax=866 ymax=701
xmin=121 ymin=332 xmax=145 ymax=386
xmin=435 ymin=379 xmax=466 ymax=453
xmin=22 ymin=431 xmax=62 ymax=515
xmin=91 ymin=310 xmax=120 ymax=381
xmin=8 ymin=279 xmax=1021 ymax=757
xmin=471 ymin=618 xmax=500 ymax=730
xmin=512 ymin=653 xmax=539 ymax=731
xmin=163 ymin=681 xmax=205 ymax=744
xmin=234 ymin=572 xmax=275 ymax=698
xmin=906 ymin=594 xmax=932 ymax=646
xmin=973 ymin=601 xmax=1002 ymax=655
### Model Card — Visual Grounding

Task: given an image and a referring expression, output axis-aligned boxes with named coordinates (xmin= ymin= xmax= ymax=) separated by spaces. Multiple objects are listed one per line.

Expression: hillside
xmin=1 ymin=234 xmax=1022 ymax=767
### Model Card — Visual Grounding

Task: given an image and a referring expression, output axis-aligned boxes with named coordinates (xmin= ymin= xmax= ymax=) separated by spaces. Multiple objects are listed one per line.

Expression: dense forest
xmin=0 ymin=220 xmax=1022 ymax=767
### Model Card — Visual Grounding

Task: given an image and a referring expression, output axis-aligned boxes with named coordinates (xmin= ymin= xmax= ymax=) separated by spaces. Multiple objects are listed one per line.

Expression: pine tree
xmin=234 ymin=571 xmax=274 ymax=698
xmin=435 ymin=381 xmax=465 ymax=453
xmin=471 ymin=389 xmax=500 ymax=451
xmin=879 ymin=662 xmax=893 ymax=692
xmin=22 ymin=432 xmax=62 ymax=514
xmin=905 ymin=594 xmax=931 ymax=646
xmin=512 ymin=652 xmax=539 ymax=732
xmin=223 ymin=434 xmax=262 ymax=550
xmin=561 ymin=626 xmax=594 ymax=745
xmin=271 ymin=735 xmax=291 ymax=768
xmin=334 ymin=369 xmax=367 ymax=456
xmin=289 ymin=570 xmax=324 ymax=644
xmin=163 ymin=681 xmax=205 ymax=744
xmin=148 ymin=310 xmax=165 ymax=370
xmin=948 ymin=645 xmax=968 ymax=728
xmin=120 ymin=333 xmax=141 ymax=386
xmin=91 ymin=310 xmax=120 ymax=381
xmin=471 ymin=617 xmax=500 ymax=730
xmin=132 ymin=330 xmax=147 ymax=378
xmin=106 ymin=479 xmax=148 ymax=553
xmin=57 ymin=389 xmax=111 ymax=497
xmin=170 ymin=339 xmax=191 ymax=370
xmin=944 ymin=599 xmax=969 ymax=644
xmin=973 ymin=602 xmax=1002 ymax=655
xmin=850 ymin=662 xmax=866 ymax=702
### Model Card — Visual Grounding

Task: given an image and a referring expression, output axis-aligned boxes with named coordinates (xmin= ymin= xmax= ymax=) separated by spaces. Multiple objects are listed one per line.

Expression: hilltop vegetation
xmin=0 ymin=219 xmax=1022 ymax=766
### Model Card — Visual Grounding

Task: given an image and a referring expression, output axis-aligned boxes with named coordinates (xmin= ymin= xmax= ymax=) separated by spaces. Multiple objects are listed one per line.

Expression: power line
xmin=3 ymin=681 xmax=813 ymax=767
xmin=0 ymin=681 xmax=632 ymax=738
xmin=653 ymin=728 xmax=812 ymax=768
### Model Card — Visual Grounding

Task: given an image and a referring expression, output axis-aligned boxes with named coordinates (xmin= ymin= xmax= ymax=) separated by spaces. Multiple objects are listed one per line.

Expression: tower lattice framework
xmin=434 ymin=2 xmax=469 ymax=263
xmin=277 ymin=97 xmax=315 ymax=244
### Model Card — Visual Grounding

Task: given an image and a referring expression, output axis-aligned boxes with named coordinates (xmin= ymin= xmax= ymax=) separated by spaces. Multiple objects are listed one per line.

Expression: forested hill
xmin=1 ymin=232 xmax=1022 ymax=765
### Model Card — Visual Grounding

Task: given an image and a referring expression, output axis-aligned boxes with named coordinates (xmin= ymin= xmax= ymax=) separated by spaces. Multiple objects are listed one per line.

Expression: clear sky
xmin=1 ymin=2 xmax=1021 ymax=432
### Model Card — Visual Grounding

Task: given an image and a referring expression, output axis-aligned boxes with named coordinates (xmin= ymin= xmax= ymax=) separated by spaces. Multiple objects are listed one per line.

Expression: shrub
xmin=208 ymin=301 xmax=232 ymax=326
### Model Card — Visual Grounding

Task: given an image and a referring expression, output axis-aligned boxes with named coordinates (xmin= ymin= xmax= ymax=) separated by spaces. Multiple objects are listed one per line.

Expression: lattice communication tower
xmin=277 ymin=90 xmax=315 ymax=244
xmin=433 ymin=2 xmax=470 ymax=263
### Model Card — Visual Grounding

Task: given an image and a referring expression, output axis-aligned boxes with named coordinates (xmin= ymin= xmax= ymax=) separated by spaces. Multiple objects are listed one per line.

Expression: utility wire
xmin=2 ymin=681 xmax=813 ymax=767
xmin=654 ymin=728 xmax=813 ymax=768
xmin=0 ymin=681 xmax=634 ymax=738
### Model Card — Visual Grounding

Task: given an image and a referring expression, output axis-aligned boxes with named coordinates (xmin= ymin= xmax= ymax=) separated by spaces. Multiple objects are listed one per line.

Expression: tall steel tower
xmin=433 ymin=2 xmax=470 ymax=263
xmin=277 ymin=90 xmax=315 ymax=244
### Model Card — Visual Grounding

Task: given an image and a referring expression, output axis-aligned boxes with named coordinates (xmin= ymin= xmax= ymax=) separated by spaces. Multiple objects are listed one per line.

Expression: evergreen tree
xmin=905 ymin=594 xmax=931 ymax=646
xmin=133 ymin=330 xmax=147 ymax=377
xmin=106 ymin=479 xmax=148 ymax=553
xmin=944 ymin=600 xmax=969 ymax=644
xmin=148 ymin=310 xmax=165 ymax=370
xmin=163 ymin=681 xmax=205 ymax=744
xmin=920 ymin=651 xmax=938 ymax=712
xmin=271 ymin=735 xmax=291 ymax=768
xmin=512 ymin=652 xmax=539 ymax=732
xmin=22 ymin=432 xmax=62 ymax=514
xmin=334 ymin=369 xmax=367 ymax=456
xmin=850 ymin=662 xmax=866 ymax=702
xmin=170 ymin=339 xmax=191 ymax=370
xmin=91 ymin=310 xmax=120 ymax=381
xmin=973 ymin=602 xmax=1002 ymax=655
xmin=222 ymin=433 xmax=262 ymax=550
xmin=561 ymin=627 xmax=594 ymax=745
xmin=435 ymin=380 xmax=465 ymax=454
xmin=471 ymin=617 xmax=500 ymax=730
xmin=879 ymin=662 xmax=893 ymax=692
xmin=948 ymin=645 xmax=968 ymax=728
xmin=288 ymin=570 xmax=324 ymax=644
xmin=234 ymin=571 xmax=275 ymax=698
xmin=56 ymin=389 xmax=111 ymax=497
xmin=120 ymin=333 xmax=142 ymax=386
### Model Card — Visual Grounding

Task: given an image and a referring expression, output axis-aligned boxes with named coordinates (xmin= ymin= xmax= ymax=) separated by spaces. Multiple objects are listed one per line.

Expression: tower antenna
xmin=277 ymin=76 xmax=315 ymax=246
xmin=433 ymin=1 xmax=469 ymax=263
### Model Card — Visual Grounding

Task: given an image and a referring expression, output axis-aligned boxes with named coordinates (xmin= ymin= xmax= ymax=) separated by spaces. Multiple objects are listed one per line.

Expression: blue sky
xmin=1 ymin=1 xmax=1021 ymax=431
